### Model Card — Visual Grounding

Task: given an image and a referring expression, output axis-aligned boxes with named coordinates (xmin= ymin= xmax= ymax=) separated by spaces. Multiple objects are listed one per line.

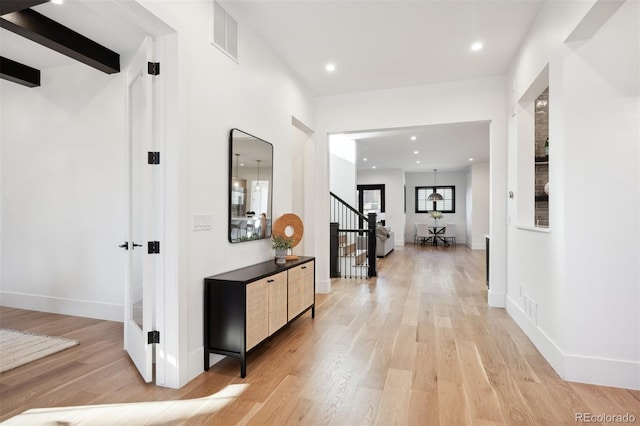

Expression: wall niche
xmin=534 ymin=87 xmax=549 ymax=228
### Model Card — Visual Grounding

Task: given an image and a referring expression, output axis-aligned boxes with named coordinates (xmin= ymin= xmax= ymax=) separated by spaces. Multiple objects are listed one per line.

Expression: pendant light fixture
xmin=234 ymin=153 xmax=240 ymax=187
xmin=427 ymin=169 xmax=444 ymax=201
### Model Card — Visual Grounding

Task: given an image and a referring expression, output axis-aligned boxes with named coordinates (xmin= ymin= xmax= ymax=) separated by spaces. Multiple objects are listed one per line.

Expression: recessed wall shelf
xmin=533 ymin=87 xmax=549 ymax=228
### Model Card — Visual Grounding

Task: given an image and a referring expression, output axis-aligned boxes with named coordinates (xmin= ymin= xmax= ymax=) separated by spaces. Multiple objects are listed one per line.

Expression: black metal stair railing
xmin=329 ymin=192 xmax=377 ymax=279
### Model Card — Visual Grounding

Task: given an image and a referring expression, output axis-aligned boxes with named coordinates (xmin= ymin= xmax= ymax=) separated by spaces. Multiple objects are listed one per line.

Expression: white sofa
xmin=376 ymin=227 xmax=395 ymax=257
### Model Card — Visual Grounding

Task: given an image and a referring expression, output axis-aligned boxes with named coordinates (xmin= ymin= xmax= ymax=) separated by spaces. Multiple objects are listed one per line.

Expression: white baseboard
xmin=564 ymin=352 xmax=640 ymax=390
xmin=467 ymin=242 xmax=485 ymax=250
xmin=487 ymin=288 xmax=506 ymax=308
xmin=506 ymin=296 xmax=639 ymax=390
xmin=316 ymin=279 xmax=331 ymax=294
xmin=189 ymin=346 xmax=225 ymax=384
xmin=0 ymin=291 xmax=122 ymax=322
xmin=506 ymin=296 xmax=564 ymax=377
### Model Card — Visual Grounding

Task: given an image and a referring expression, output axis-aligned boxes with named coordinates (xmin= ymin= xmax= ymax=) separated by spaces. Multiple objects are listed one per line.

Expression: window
xmin=415 ymin=186 xmax=455 ymax=213
xmin=357 ymin=184 xmax=385 ymax=227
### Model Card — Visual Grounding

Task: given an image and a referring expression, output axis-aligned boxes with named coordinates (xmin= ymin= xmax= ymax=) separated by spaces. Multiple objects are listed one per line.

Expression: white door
xmin=124 ymin=37 xmax=155 ymax=382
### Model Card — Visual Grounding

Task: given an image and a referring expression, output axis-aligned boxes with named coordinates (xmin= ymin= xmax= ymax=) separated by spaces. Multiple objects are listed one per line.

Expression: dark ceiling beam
xmin=0 ymin=0 xmax=49 ymax=15
xmin=0 ymin=9 xmax=120 ymax=74
xmin=0 ymin=56 xmax=40 ymax=87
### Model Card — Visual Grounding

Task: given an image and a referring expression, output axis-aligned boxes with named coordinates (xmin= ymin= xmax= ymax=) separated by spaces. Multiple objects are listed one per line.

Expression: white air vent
xmin=212 ymin=1 xmax=238 ymax=61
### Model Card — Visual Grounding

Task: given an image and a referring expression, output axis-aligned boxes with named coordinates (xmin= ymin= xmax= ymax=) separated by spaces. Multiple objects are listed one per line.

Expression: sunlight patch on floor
xmin=4 ymin=383 xmax=249 ymax=425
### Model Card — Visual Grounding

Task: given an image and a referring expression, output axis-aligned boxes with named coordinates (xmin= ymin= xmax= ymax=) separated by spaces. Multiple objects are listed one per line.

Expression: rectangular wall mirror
xmin=229 ymin=128 xmax=273 ymax=243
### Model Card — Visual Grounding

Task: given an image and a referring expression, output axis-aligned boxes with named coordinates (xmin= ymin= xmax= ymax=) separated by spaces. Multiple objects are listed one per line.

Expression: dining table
xmin=428 ymin=225 xmax=447 ymax=246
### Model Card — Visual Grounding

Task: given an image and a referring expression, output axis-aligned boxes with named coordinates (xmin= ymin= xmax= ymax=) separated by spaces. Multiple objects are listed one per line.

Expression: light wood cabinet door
xmin=246 ymin=281 xmax=268 ymax=351
xmin=268 ymin=271 xmax=288 ymax=334
xmin=288 ymin=262 xmax=314 ymax=320
xmin=301 ymin=262 xmax=314 ymax=309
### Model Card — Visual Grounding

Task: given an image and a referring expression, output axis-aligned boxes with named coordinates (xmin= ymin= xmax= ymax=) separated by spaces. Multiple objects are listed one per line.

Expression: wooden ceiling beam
xmin=0 ymin=56 xmax=41 ymax=87
xmin=0 ymin=9 xmax=120 ymax=74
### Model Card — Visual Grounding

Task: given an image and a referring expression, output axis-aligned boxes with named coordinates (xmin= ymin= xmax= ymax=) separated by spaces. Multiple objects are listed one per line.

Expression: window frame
xmin=415 ymin=185 xmax=456 ymax=214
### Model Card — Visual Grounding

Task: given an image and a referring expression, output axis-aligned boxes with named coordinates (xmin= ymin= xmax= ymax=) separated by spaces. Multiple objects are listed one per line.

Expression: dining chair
xmin=238 ymin=220 xmax=248 ymax=239
xmin=230 ymin=219 xmax=241 ymax=241
xmin=415 ymin=223 xmax=433 ymax=246
xmin=443 ymin=223 xmax=457 ymax=247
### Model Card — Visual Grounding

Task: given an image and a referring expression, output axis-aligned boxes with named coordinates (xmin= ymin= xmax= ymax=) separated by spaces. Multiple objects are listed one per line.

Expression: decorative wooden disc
xmin=272 ymin=213 xmax=304 ymax=248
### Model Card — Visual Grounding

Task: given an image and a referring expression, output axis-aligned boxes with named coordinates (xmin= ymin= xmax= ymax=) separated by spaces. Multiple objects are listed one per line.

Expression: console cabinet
xmin=204 ymin=257 xmax=315 ymax=377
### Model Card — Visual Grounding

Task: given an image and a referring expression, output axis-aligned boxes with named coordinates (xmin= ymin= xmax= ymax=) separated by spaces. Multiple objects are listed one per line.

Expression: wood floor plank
xmin=343 ymin=386 xmax=382 ymax=426
xmin=2 ymin=244 xmax=639 ymax=425
xmin=437 ymin=379 xmax=472 ymax=425
xmin=374 ymin=368 xmax=412 ymax=425
xmin=456 ymin=339 xmax=507 ymax=424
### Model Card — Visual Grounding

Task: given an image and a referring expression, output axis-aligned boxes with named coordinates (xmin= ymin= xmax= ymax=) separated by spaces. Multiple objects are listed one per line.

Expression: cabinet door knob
xmin=301 ymin=266 xmax=307 ymax=269
xmin=267 ymin=279 xmax=274 ymax=283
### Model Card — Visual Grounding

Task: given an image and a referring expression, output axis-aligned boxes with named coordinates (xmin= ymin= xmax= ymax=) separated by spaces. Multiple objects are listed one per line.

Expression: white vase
xmin=275 ymin=248 xmax=287 ymax=264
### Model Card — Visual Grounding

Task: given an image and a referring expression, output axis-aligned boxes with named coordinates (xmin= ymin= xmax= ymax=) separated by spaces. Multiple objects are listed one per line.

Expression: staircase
xmin=330 ymin=192 xmax=377 ymax=279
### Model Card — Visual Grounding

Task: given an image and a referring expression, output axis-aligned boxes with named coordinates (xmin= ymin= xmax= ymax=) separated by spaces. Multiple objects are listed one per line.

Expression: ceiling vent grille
xmin=212 ymin=1 xmax=238 ymax=61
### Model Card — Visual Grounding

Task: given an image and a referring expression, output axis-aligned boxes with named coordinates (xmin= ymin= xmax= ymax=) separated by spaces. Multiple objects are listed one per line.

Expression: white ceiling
xmin=223 ymin=0 xmax=543 ymax=172
xmin=1 ymin=0 xmax=543 ymax=172
xmin=348 ymin=121 xmax=490 ymax=172
xmin=223 ymin=0 xmax=544 ymax=96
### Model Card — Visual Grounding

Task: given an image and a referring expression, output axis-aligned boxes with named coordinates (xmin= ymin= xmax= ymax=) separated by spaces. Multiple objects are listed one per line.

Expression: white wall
xmin=329 ymin=157 xmax=356 ymax=206
xmin=329 ymin=135 xmax=356 ymax=205
xmin=465 ymin=169 xmax=473 ymax=246
xmin=563 ymin=0 xmax=639 ymax=388
xmin=469 ymin=162 xmax=490 ymax=249
xmin=0 ymin=63 xmax=126 ymax=321
xmin=139 ymin=0 xmax=316 ymax=386
xmin=315 ymin=77 xmax=508 ymax=302
xmin=357 ymin=168 xmax=405 ymax=245
xmin=405 ymin=170 xmax=467 ymax=246
xmin=506 ymin=0 xmax=639 ymax=389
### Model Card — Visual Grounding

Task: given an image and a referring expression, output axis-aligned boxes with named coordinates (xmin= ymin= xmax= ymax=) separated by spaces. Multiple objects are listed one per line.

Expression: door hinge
xmin=147 ymin=330 xmax=160 ymax=344
xmin=148 ymin=241 xmax=160 ymax=254
xmin=147 ymin=152 xmax=160 ymax=165
xmin=147 ymin=62 xmax=160 ymax=76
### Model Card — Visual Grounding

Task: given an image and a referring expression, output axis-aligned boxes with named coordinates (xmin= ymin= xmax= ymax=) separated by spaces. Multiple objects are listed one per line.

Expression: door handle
xmin=119 ymin=242 xmax=129 ymax=250
xmin=132 ymin=243 xmax=143 ymax=249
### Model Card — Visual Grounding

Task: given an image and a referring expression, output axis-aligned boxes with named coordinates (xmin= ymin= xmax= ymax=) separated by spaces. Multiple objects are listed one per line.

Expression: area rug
xmin=0 ymin=328 xmax=80 ymax=373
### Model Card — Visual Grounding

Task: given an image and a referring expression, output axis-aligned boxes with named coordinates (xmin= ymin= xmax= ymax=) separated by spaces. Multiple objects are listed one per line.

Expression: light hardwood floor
xmin=1 ymin=245 xmax=638 ymax=425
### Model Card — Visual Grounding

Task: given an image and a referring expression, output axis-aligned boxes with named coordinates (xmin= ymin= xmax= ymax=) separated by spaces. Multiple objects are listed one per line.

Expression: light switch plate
xmin=193 ymin=214 xmax=212 ymax=231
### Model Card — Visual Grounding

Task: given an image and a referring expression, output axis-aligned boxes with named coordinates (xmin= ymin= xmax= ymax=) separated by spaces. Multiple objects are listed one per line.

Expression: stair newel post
xmin=367 ymin=212 xmax=377 ymax=277
xmin=330 ymin=222 xmax=340 ymax=278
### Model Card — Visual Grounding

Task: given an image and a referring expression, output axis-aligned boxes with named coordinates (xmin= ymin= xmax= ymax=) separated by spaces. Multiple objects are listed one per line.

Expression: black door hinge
xmin=148 ymin=241 xmax=160 ymax=254
xmin=148 ymin=152 xmax=160 ymax=165
xmin=147 ymin=62 xmax=160 ymax=76
xmin=148 ymin=330 xmax=160 ymax=344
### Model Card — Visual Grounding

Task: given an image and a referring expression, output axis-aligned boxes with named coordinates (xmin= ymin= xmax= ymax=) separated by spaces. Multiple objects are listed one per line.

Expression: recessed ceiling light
xmin=471 ymin=42 xmax=483 ymax=51
xmin=363 ymin=158 xmax=367 ymax=162
xmin=414 ymin=150 xmax=419 ymax=154
xmin=410 ymin=136 xmax=417 ymax=141
xmin=469 ymin=158 xmax=474 ymax=161
xmin=240 ymin=163 xmax=244 ymax=166
xmin=372 ymin=166 xmax=376 ymax=169
xmin=51 ymin=0 xmax=63 ymax=4
xmin=416 ymin=160 xmax=421 ymax=164
xmin=325 ymin=63 xmax=336 ymax=72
